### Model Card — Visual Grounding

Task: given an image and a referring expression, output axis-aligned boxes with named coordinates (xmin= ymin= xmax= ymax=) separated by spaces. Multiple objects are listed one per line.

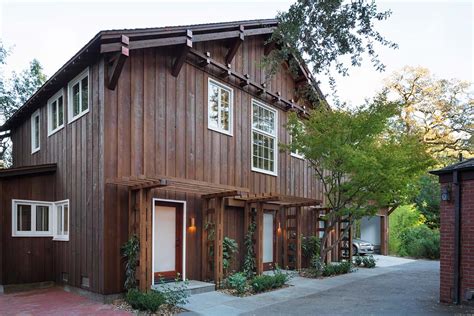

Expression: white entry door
xmin=263 ymin=212 xmax=274 ymax=269
xmin=154 ymin=205 xmax=178 ymax=278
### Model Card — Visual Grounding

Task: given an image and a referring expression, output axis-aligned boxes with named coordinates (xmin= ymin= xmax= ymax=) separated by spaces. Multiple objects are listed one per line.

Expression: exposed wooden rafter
xmin=225 ymin=25 xmax=244 ymax=64
xmin=172 ymin=30 xmax=193 ymax=77
xmin=107 ymin=35 xmax=129 ymax=90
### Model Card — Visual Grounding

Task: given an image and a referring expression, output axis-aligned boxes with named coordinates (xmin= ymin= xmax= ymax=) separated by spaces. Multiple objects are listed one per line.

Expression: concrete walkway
xmin=180 ymin=256 xmax=474 ymax=315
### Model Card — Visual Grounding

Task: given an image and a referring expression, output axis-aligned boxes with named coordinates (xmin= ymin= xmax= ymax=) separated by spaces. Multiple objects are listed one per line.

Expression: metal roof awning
xmin=106 ymin=175 xmax=249 ymax=198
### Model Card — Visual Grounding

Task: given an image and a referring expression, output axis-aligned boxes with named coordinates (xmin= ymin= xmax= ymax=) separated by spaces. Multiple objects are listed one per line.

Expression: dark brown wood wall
xmin=103 ymin=36 xmax=324 ymax=293
xmin=0 ymin=174 xmax=55 ymax=284
xmin=9 ymin=62 xmax=105 ymax=293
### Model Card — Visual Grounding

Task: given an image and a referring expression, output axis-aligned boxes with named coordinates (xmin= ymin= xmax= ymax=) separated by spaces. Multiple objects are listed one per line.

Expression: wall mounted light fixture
xmin=277 ymin=221 xmax=282 ymax=234
xmin=188 ymin=217 xmax=196 ymax=233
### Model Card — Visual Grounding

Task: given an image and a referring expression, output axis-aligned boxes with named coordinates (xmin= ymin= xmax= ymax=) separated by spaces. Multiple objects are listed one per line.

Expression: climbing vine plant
xmin=121 ymin=235 xmax=139 ymax=290
xmin=243 ymin=221 xmax=257 ymax=278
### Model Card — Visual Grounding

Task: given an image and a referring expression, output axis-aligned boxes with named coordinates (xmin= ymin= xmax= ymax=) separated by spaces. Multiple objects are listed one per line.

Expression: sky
xmin=0 ymin=0 xmax=472 ymax=105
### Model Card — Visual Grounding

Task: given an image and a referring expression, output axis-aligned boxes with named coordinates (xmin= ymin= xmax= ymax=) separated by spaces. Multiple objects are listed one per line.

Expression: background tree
xmin=266 ymin=0 xmax=397 ymax=99
xmin=413 ymin=175 xmax=440 ymax=230
xmin=384 ymin=66 xmax=473 ymax=162
xmin=286 ymin=99 xmax=434 ymax=260
xmin=0 ymin=40 xmax=47 ymax=166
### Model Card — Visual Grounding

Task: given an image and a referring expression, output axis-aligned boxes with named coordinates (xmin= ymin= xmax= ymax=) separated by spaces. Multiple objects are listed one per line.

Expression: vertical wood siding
xmin=9 ymin=63 xmax=105 ymax=293
xmin=103 ymin=36 xmax=324 ymax=292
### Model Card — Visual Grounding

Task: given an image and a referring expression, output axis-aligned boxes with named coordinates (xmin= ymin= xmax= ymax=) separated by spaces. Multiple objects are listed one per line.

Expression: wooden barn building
xmin=0 ymin=19 xmax=370 ymax=298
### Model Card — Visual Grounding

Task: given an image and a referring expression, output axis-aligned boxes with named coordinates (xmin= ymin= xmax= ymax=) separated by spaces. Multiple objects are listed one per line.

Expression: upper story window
xmin=290 ymin=121 xmax=305 ymax=159
xmin=31 ymin=109 xmax=40 ymax=154
xmin=47 ymin=90 xmax=65 ymax=136
xmin=251 ymin=99 xmax=278 ymax=176
xmin=208 ymin=78 xmax=233 ymax=135
xmin=12 ymin=199 xmax=70 ymax=241
xmin=68 ymin=67 xmax=89 ymax=123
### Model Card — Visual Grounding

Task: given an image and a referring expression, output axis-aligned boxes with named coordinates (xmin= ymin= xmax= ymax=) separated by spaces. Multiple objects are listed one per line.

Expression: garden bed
xmin=113 ymin=298 xmax=186 ymax=315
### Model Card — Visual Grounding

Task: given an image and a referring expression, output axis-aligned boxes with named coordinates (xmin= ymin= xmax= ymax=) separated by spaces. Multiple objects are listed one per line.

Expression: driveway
xmin=182 ymin=256 xmax=474 ymax=315
xmin=0 ymin=287 xmax=130 ymax=316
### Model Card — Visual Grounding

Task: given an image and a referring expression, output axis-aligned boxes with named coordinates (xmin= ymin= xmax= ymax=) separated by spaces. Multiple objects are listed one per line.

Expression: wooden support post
xmin=171 ymin=30 xmax=192 ymax=77
xmin=244 ymin=202 xmax=250 ymax=236
xmin=137 ymin=189 xmax=147 ymax=292
xmin=275 ymin=208 xmax=281 ymax=267
xmin=256 ymin=202 xmax=264 ymax=275
xmin=348 ymin=216 xmax=353 ymax=261
xmin=145 ymin=189 xmax=152 ymax=289
xmin=283 ymin=207 xmax=288 ymax=268
xmin=213 ymin=197 xmax=224 ymax=287
xmin=380 ymin=215 xmax=388 ymax=255
xmin=201 ymin=198 xmax=209 ymax=280
xmin=295 ymin=206 xmax=302 ymax=270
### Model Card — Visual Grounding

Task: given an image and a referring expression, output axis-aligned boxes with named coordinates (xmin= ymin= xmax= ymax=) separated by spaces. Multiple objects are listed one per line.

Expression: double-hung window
xmin=251 ymin=99 xmax=278 ymax=176
xmin=12 ymin=200 xmax=52 ymax=236
xmin=12 ymin=199 xmax=70 ymax=241
xmin=47 ymin=90 xmax=65 ymax=136
xmin=68 ymin=67 xmax=89 ymax=123
xmin=208 ymin=79 xmax=233 ymax=135
xmin=31 ymin=110 xmax=40 ymax=153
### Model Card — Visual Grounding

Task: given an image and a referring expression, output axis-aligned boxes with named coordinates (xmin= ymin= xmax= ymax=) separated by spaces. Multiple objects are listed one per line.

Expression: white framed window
xmin=208 ymin=78 xmax=233 ymax=136
xmin=31 ymin=109 xmax=40 ymax=154
xmin=54 ymin=200 xmax=69 ymax=241
xmin=68 ymin=67 xmax=90 ymax=123
xmin=290 ymin=121 xmax=305 ymax=159
xmin=251 ymin=99 xmax=278 ymax=176
xmin=12 ymin=200 xmax=52 ymax=237
xmin=47 ymin=90 xmax=65 ymax=136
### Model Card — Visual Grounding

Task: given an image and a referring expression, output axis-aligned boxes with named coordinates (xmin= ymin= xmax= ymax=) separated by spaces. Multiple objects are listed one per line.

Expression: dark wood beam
xmin=201 ymin=190 xmax=240 ymax=199
xmin=225 ymin=25 xmax=244 ymax=64
xmin=171 ymin=30 xmax=192 ymax=77
xmin=107 ymin=45 xmax=129 ymax=90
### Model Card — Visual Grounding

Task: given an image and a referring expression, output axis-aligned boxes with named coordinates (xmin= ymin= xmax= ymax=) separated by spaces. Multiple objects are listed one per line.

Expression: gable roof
xmin=430 ymin=158 xmax=474 ymax=175
xmin=0 ymin=18 xmax=321 ymax=132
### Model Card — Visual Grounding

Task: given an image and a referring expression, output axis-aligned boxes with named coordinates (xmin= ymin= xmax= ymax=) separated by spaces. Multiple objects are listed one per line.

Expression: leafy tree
xmin=266 ymin=0 xmax=397 ymax=98
xmin=0 ymin=40 xmax=47 ymax=166
xmin=384 ymin=66 xmax=473 ymax=162
xmin=286 ymin=98 xmax=434 ymax=260
xmin=413 ymin=175 xmax=440 ymax=229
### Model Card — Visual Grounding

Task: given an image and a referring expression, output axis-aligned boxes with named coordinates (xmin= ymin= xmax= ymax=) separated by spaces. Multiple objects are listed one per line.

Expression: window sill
xmin=290 ymin=152 xmax=305 ymax=160
xmin=12 ymin=233 xmax=53 ymax=238
xmin=48 ymin=125 xmax=65 ymax=137
xmin=251 ymin=167 xmax=278 ymax=177
xmin=68 ymin=108 xmax=89 ymax=124
xmin=31 ymin=147 xmax=40 ymax=154
xmin=208 ymin=125 xmax=233 ymax=137
xmin=53 ymin=236 xmax=69 ymax=242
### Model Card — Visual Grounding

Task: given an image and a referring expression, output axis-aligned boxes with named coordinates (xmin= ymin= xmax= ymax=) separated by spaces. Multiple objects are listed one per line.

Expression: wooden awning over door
xmin=106 ymin=175 xmax=249 ymax=291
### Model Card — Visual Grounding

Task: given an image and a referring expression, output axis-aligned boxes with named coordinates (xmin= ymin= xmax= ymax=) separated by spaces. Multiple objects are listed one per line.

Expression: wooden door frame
xmin=152 ymin=198 xmax=187 ymax=285
xmin=263 ymin=210 xmax=277 ymax=271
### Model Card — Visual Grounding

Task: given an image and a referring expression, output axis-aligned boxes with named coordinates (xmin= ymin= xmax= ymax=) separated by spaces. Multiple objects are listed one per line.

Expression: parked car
xmin=353 ymin=238 xmax=374 ymax=255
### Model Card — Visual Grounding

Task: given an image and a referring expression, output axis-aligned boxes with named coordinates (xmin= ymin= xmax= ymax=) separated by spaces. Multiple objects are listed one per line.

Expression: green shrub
xmin=353 ymin=255 xmax=363 ymax=267
xmin=121 ymin=235 xmax=139 ymax=290
xmin=389 ymin=205 xmax=424 ymax=254
xmin=157 ymin=275 xmax=190 ymax=306
xmin=223 ymin=237 xmax=239 ymax=274
xmin=250 ymin=269 xmax=290 ymax=293
xmin=399 ymin=225 xmax=440 ymax=259
xmin=307 ymin=255 xmax=325 ymax=277
xmin=362 ymin=255 xmax=376 ymax=268
xmin=226 ymin=272 xmax=247 ymax=295
xmin=322 ymin=261 xmax=353 ymax=277
xmin=302 ymin=236 xmax=321 ymax=260
xmin=125 ymin=289 xmax=165 ymax=312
